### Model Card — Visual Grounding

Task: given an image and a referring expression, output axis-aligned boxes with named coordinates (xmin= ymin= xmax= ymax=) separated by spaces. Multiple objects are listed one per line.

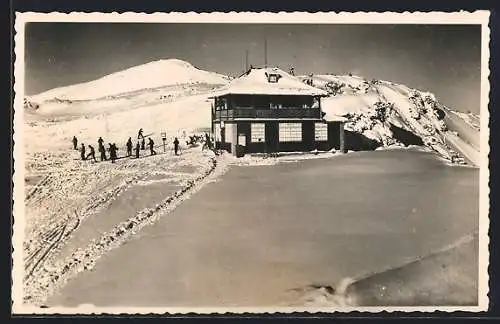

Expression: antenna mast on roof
xmin=245 ymin=49 xmax=249 ymax=71
xmin=264 ymin=36 xmax=268 ymax=68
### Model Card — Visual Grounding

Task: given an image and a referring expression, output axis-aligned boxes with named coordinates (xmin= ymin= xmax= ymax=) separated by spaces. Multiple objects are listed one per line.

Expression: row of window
xmin=278 ymin=123 xmax=303 ymax=142
xmin=215 ymin=123 xmax=328 ymax=143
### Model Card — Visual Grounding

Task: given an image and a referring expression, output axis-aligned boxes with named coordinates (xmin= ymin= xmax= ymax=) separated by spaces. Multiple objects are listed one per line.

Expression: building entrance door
xmin=265 ymin=122 xmax=279 ymax=153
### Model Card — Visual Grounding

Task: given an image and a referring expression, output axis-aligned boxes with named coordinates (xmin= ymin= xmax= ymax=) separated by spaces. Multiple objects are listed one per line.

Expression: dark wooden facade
xmin=211 ymin=94 xmax=345 ymax=156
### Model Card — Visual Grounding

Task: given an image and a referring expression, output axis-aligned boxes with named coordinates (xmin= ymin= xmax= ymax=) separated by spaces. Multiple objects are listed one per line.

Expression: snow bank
xmin=219 ymin=149 xmax=346 ymax=167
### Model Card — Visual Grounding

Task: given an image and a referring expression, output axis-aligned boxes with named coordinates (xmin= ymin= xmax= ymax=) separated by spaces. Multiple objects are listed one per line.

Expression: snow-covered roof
xmin=210 ymin=67 xmax=328 ymax=97
xmin=320 ymin=94 xmax=381 ymax=122
xmin=323 ymin=111 xmax=348 ymax=123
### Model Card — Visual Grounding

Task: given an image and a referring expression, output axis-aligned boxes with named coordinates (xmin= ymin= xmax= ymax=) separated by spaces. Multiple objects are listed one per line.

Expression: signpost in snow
xmin=161 ymin=131 xmax=167 ymax=153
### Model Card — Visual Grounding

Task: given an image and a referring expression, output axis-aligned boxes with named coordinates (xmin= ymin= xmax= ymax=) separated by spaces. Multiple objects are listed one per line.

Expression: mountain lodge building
xmin=210 ymin=67 xmax=346 ymax=156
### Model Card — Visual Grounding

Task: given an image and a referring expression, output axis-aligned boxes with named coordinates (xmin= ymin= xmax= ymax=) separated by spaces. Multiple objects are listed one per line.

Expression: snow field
xmin=24 ymin=149 xmax=224 ymax=305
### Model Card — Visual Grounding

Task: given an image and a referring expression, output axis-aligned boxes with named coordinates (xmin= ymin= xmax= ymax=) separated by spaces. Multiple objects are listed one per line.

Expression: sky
xmin=25 ymin=23 xmax=482 ymax=113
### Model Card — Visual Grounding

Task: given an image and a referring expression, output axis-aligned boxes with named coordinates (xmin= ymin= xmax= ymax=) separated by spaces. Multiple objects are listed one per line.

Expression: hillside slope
xmin=302 ymin=74 xmax=481 ymax=166
xmin=28 ymin=59 xmax=230 ymax=103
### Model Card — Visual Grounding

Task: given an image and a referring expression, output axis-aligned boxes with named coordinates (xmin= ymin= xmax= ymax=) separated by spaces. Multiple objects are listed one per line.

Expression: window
xmin=315 ymin=123 xmax=328 ymax=141
xmin=251 ymin=123 xmax=265 ymax=143
xmin=312 ymin=98 xmax=320 ymax=108
xmin=279 ymin=123 xmax=302 ymax=142
xmin=214 ymin=123 xmax=221 ymax=142
xmin=266 ymin=73 xmax=281 ymax=83
xmin=217 ymin=98 xmax=228 ymax=110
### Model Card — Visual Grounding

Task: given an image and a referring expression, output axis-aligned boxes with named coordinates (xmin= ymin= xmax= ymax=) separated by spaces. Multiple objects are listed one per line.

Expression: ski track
xmin=23 ymin=146 xmax=218 ymax=304
xmin=24 ymin=154 xmax=225 ymax=306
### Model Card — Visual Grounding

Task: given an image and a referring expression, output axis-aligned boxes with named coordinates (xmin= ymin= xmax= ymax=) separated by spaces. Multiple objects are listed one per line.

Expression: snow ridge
xmin=309 ymin=74 xmax=480 ymax=166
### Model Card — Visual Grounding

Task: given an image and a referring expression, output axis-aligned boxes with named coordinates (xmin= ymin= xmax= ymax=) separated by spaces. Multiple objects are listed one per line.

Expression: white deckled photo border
xmin=12 ymin=10 xmax=491 ymax=315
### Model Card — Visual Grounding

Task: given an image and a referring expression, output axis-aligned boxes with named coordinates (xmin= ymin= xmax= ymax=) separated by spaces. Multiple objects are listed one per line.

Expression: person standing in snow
xmin=141 ymin=137 xmax=146 ymax=150
xmin=203 ymin=133 xmax=212 ymax=151
xmin=126 ymin=137 xmax=133 ymax=157
xmin=148 ymin=138 xmax=157 ymax=156
xmin=86 ymin=145 xmax=97 ymax=162
xmin=99 ymin=144 xmax=107 ymax=161
xmin=108 ymin=143 xmax=114 ymax=162
xmin=138 ymin=128 xmax=144 ymax=139
xmin=135 ymin=142 xmax=140 ymax=159
xmin=173 ymin=137 xmax=180 ymax=156
xmin=80 ymin=143 xmax=86 ymax=160
xmin=98 ymin=137 xmax=104 ymax=149
xmin=98 ymin=137 xmax=107 ymax=161
xmin=72 ymin=136 xmax=78 ymax=150
xmin=109 ymin=143 xmax=118 ymax=163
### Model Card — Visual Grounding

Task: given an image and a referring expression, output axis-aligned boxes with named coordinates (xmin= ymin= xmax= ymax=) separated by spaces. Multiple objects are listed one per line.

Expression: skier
xmin=80 ymin=143 xmax=86 ymax=160
xmin=98 ymin=137 xmax=104 ymax=149
xmin=148 ymin=138 xmax=157 ymax=156
xmin=72 ymin=136 xmax=78 ymax=150
xmin=173 ymin=137 xmax=180 ymax=156
xmin=99 ymin=144 xmax=107 ymax=161
xmin=202 ymin=133 xmax=212 ymax=151
xmin=126 ymin=137 xmax=133 ymax=157
xmin=135 ymin=142 xmax=140 ymax=159
xmin=138 ymin=128 xmax=144 ymax=139
xmin=98 ymin=137 xmax=107 ymax=161
xmin=109 ymin=143 xmax=118 ymax=163
xmin=141 ymin=137 xmax=146 ymax=150
xmin=108 ymin=143 xmax=114 ymax=162
xmin=86 ymin=145 xmax=97 ymax=162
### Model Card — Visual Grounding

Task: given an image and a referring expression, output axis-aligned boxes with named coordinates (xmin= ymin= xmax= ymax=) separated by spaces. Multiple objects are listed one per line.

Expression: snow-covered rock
xmin=317 ymin=75 xmax=479 ymax=166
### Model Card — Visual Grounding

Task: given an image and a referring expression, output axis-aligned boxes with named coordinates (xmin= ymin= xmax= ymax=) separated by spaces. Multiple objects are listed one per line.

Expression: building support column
xmin=339 ymin=122 xmax=346 ymax=153
xmin=231 ymin=123 xmax=238 ymax=156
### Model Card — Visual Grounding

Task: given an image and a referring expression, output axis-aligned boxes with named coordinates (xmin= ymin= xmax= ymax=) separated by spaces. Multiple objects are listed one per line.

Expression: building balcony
xmin=214 ymin=108 xmax=322 ymax=120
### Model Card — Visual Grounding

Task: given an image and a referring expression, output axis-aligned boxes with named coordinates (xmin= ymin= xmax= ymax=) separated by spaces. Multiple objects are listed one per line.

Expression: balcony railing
xmin=214 ymin=108 xmax=322 ymax=120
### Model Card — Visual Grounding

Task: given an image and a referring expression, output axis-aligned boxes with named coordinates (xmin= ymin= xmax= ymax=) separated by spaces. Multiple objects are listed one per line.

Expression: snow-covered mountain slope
xmin=309 ymin=74 xmax=481 ymax=166
xmin=27 ymin=59 xmax=230 ymax=103
xmin=24 ymin=59 xmax=230 ymax=122
xmin=23 ymin=61 xmax=481 ymax=167
xmin=24 ymin=59 xmax=228 ymax=155
xmin=25 ymin=93 xmax=214 ymax=155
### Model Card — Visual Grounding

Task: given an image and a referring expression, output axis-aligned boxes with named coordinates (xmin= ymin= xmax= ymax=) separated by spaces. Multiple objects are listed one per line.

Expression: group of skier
xmin=73 ymin=136 xmax=120 ymax=163
xmin=72 ymin=128 xmax=187 ymax=164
